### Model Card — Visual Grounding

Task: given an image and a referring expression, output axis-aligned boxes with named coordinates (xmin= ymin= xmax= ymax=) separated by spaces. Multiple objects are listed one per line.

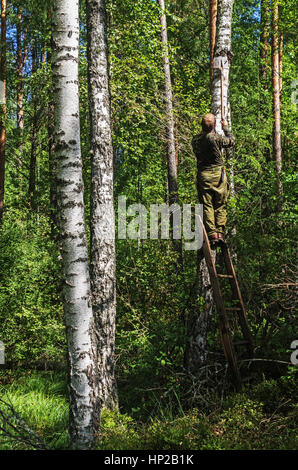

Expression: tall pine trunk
xmin=52 ymin=0 xmax=100 ymax=449
xmin=271 ymin=0 xmax=283 ymax=199
xmin=86 ymin=0 xmax=118 ymax=410
xmin=209 ymin=0 xmax=218 ymax=90
xmin=0 ymin=0 xmax=6 ymax=222
xmin=279 ymin=30 xmax=283 ymax=105
xmin=185 ymin=0 xmax=235 ymax=371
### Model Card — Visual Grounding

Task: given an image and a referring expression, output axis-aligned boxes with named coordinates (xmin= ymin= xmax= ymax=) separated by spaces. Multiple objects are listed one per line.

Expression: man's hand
xmin=221 ymin=118 xmax=228 ymax=128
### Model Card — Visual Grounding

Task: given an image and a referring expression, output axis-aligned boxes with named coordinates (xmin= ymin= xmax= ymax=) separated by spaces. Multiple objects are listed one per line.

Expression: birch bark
xmin=86 ymin=0 xmax=118 ymax=410
xmin=17 ymin=7 xmax=24 ymax=164
xmin=212 ymin=0 xmax=235 ymax=197
xmin=52 ymin=0 xmax=100 ymax=449
xmin=211 ymin=0 xmax=234 ymax=133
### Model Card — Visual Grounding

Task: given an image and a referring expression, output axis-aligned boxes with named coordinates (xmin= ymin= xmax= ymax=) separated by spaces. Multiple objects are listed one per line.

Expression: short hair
xmin=201 ymin=113 xmax=215 ymax=133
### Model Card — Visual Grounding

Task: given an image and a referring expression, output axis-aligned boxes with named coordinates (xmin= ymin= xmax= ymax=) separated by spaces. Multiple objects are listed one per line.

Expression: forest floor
xmin=0 ymin=368 xmax=297 ymax=450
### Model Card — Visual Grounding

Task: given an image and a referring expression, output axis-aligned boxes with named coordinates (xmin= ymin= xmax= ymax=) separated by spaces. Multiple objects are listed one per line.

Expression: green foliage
xmin=0 ymin=210 xmax=65 ymax=363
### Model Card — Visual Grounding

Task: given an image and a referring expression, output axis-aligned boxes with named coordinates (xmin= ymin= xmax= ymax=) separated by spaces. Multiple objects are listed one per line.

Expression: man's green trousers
xmin=197 ymin=166 xmax=229 ymax=236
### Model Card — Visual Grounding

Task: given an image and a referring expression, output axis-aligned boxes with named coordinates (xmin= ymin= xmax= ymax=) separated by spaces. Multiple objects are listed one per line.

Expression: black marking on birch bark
xmin=61 ymin=162 xmax=82 ymax=169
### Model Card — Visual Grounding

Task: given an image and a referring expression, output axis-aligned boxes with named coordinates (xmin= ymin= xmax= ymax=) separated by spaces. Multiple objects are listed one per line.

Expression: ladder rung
xmin=226 ymin=307 xmax=242 ymax=311
xmin=218 ymin=274 xmax=233 ymax=279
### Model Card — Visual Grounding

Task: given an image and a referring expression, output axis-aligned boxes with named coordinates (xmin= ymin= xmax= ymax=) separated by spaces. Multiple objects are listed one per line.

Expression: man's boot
xmin=217 ymin=233 xmax=226 ymax=244
xmin=209 ymin=233 xmax=218 ymax=245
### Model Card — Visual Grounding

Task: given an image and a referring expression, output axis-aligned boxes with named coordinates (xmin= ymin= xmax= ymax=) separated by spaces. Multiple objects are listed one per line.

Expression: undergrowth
xmin=0 ymin=369 xmax=296 ymax=450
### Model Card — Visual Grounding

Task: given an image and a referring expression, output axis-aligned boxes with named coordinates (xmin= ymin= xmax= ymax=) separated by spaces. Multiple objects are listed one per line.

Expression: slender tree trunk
xmin=279 ymin=30 xmax=283 ymax=104
xmin=46 ymin=9 xmax=57 ymax=233
xmin=158 ymin=0 xmax=178 ymax=208
xmin=209 ymin=0 xmax=218 ymax=90
xmin=0 ymin=0 xmax=6 ymax=222
xmin=48 ymin=65 xmax=57 ymax=231
xmin=52 ymin=0 xmax=100 ymax=449
xmin=184 ymin=248 xmax=215 ymax=370
xmin=48 ymin=93 xmax=56 ymax=229
xmin=211 ymin=0 xmax=234 ymax=133
xmin=16 ymin=7 xmax=24 ymax=164
xmin=260 ymin=0 xmax=270 ymax=87
xmin=28 ymin=42 xmax=38 ymax=207
xmin=259 ymin=0 xmax=270 ymax=162
xmin=185 ymin=0 xmax=235 ymax=371
xmin=158 ymin=0 xmax=182 ymax=264
xmin=86 ymin=0 xmax=118 ymax=410
xmin=212 ymin=0 xmax=235 ymax=197
xmin=272 ymin=0 xmax=283 ymax=198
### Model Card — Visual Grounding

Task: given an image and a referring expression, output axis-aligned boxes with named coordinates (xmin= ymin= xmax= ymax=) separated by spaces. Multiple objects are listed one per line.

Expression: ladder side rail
xmin=221 ymin=244 xmax=254 ymax=357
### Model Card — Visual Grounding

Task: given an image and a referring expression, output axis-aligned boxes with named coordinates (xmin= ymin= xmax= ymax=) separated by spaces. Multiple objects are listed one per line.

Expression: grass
xmin=0 ymin=370 xmax=297 ymax=450
xmin=0 ymin=370 xmax=68 ymax=449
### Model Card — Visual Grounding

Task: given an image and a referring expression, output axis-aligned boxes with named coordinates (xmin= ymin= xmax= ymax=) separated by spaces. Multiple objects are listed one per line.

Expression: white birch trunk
xmin=211 ymin=0 xmax=234 ymax=134
xmin=212 ymin=0 xmax=236 ymax=198
xmin=86 ymin=0 xmax=118 ymax=410
xmin=52 ymin=0 xmax=100 ymax=449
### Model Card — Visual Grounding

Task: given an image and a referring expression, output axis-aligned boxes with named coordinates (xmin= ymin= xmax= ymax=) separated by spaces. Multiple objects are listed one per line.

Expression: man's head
xmin=201 ymin=113 xmax=215 ymax=133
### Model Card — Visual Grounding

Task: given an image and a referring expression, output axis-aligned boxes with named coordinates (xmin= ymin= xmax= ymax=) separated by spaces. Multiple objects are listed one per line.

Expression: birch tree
xmin=272 ymin=0 xmax=283 ymax=199
xmin=211 ymin=0 xmax=234 ymax=133
xmin=213 ymin=0 xmax=235 ymax=197
xmin=0 ymin=0 xmax=6 ymax=222
xmin=16 ymin=6 xmax=24 ymax=163
xmin=86 ymin=0 xmax=118 ymax=410
xmin=52 ymin=0 xmax=100 ymax=449
xmin=185 ymin=0 xmax=235 ymax=371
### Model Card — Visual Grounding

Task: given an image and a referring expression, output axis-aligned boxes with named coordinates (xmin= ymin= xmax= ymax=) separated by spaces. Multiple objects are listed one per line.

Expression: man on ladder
xmin=192 ymin=113 xmax=234 ymax=245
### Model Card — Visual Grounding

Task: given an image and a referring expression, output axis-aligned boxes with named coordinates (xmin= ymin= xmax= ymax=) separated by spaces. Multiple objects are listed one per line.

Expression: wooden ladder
xmin=202 ymin=226 xmax=254 ymax=387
